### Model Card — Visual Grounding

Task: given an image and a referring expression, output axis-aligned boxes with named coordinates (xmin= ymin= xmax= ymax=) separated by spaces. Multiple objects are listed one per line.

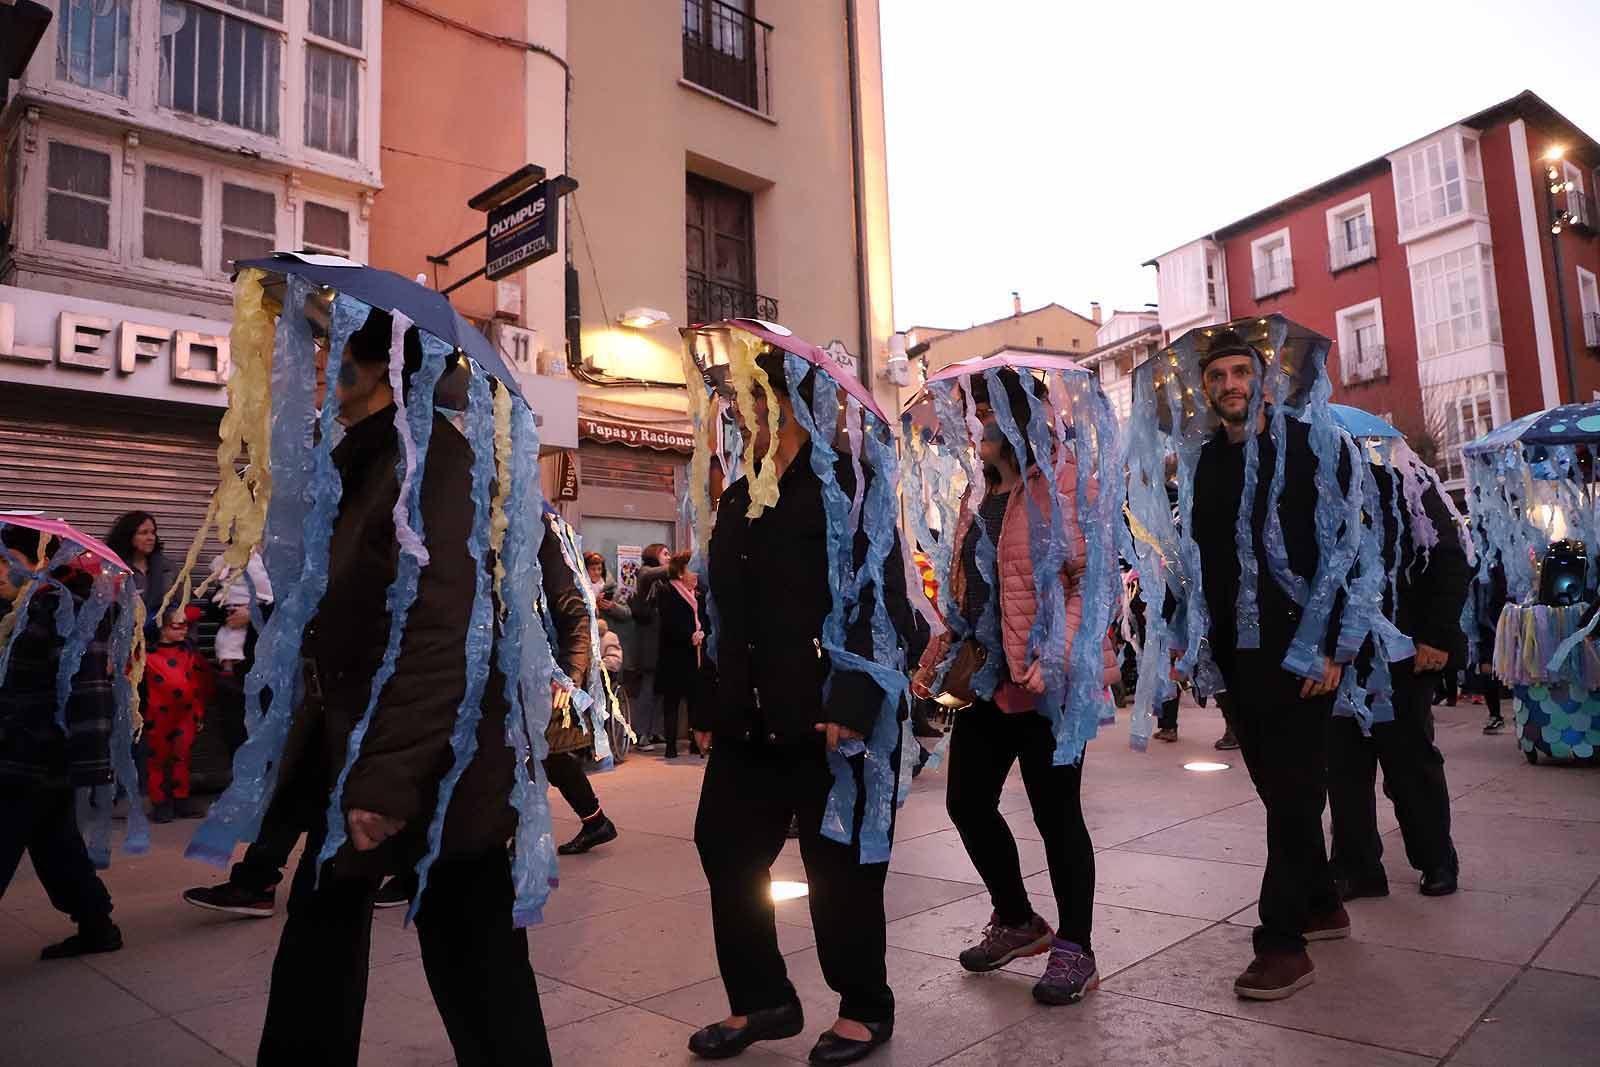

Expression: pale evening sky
xmin=879 ymin=0 xmax=1600 ymax=332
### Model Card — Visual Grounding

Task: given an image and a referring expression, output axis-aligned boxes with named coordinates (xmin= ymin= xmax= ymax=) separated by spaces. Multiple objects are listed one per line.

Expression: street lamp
xmin=1544 ymin=146 xmax=1580 ymax=402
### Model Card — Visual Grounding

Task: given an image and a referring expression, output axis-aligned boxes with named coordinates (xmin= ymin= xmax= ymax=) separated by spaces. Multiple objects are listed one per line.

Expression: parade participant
xmin=684 ymin=328 xmax=914 ymax=1065
xmin=912 ymin=367 xmax=1117 ymax=1007
xmin=1184 ymin=326 xmax=1356 ymax=1000
xmin=143 ymin=604 xmax=213 ymax=822
xmin=0 ymin=525 xmax=125 ymax=960
xmin=1328 ymin=440 xmax=1470 ymax=900
xmin=1474 ymin=562 xmax=1509 ymax=733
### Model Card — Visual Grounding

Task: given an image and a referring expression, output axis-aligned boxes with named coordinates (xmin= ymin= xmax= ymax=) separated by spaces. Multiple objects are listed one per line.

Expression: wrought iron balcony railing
xmin=687 ymin=273 xmax=778 ymax=324
xmin=682 ymin=0 xmax=772 ymax=113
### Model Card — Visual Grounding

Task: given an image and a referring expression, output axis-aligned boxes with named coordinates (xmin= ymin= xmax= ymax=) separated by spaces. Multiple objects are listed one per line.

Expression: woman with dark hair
xmin=656 ymin=550 xmax=706 ymax=760
xmin=105 ymin=511 xmax=179 ymax=617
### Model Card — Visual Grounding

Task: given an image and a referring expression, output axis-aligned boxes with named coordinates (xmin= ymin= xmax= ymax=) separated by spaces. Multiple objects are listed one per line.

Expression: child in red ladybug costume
xmin=144 ymin=604 xmax=212 ymax=823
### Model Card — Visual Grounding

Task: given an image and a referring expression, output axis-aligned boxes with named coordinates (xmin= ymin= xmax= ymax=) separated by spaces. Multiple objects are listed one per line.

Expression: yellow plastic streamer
xmin=127 ymin=592 xmax=147 ymax=738
xmin=726 ymin=333 xmax=781 ymax=519
xmin=678 ymin=341 xmax=718 ymax=559
xmin=158 ymin=270 xmax=276 ymax=625
xmin=1124 ymin=503 xmax=1167 ymax=562
xmin=490 ymin=382 xmax=513 ymax=618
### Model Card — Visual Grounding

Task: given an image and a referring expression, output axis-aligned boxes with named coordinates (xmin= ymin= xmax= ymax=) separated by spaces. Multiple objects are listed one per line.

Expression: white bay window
xmin=1410 ymin=246 xmax=1502 ymax=359
xmin=1391 ymin=129 xmax=1486 ymax=241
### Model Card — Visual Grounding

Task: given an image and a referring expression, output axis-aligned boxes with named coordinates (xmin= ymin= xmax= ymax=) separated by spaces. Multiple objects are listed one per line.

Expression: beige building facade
xmin=898 ymin=299 xmax=1102 ymax=408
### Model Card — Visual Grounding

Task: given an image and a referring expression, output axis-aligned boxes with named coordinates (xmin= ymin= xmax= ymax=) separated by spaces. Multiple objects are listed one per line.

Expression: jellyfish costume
xmin=168 ymin=254 xmax=582 ymax=928
xmin=899 ymin=352 xmax=1123 ymax=768
xmin=1124 ymin=315 xmax=1376 ymax=747
xmin=0 ymin=515 xmax=147 ymax=868
xmin=679 ymin=318 xmax=914 ymax=863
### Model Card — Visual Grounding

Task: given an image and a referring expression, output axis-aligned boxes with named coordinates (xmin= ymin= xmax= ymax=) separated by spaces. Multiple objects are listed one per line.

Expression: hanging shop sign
xmin=557 ymin=451 xmax=580 ymax=501
xmin=578 ymin=416 xmax=695 ymax=453
xmin=485 ymin=180 xmax=560 ymax=281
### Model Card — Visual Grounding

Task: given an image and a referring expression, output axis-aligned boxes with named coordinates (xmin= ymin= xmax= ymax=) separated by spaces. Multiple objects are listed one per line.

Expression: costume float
xmin=165 ymin=253 xmax=605 ymax=927
xmin=898 ymin=352 xmax=1123 ymax=767
xmin=1122 ymin=315 xmax=1384 ymax=743
xmin=680 ymin=318 xmax=913 ymax=860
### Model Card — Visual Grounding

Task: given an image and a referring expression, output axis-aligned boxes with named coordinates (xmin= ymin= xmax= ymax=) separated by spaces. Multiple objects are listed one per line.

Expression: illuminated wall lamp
xmin=618 ymin=307 xmax=672 ymax=329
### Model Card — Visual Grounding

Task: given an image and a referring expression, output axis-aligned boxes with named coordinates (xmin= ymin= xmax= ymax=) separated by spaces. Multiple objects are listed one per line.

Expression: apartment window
xmin=1410 ymin=246 xmax=1502 ymax=359
xmin=1394 ymin=132 xmax=1485 ymax=236
xmin=302 ymin=201 xmax=352 ymax=256
xmin=44 ymin=141 xmax=113 ymax=251
xmin=305 ymin=0 xmax=364 ymax=159
xmin=1326 ymin=194 xmax=1375 ymax=272
xmin=142 ymin=164 xmax=205 ymax=268
xmin=682 ymin=0 xmax=772 ymax=113
xmin=221 ymin=183 xmax=277 ymax=271
xmin=687 ymin=173 xmax=774 ymax=321
xmin=158 ymin=0 xmax=284 ymax=137
xmin=1563 ymin=162 xmax=1593 ymax=231
xmin=1251 ymin=228 xmax=1293 ymax=298
xmin=1579 ymin=267 xmax=1600 ymax=349
xmin=1336 ymin=299 xmax=1386 ymax=384
xmin=1205 ymin=256 xmax=1220 ymax=307
xmin=56 ymin=0 xmax=133 ymax=98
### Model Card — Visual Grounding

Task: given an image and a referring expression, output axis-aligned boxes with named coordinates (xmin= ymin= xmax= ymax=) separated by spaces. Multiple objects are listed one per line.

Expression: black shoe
xmin=1214 ymin=731 xmax=1240 ymax=751
xmin=786 ymin=814 xmax=801 ymax=839
xmin=182 ymin=881 xmax=276 ymax=918
xmin=1483 ymin=717 xmax=1506 ymax=734
xmin=150 ymin=801 xmax=176 ymax=824
xmin=1334 ymin=874 xmax=1390 ymax=901
xmin=664 ymin=746 xmax=679 ymax=760
xmin=689 ymin=1001 xmax=804 ymax=1060
xmin=176 ymin=796 xmax=206 ymax=820
xmin=1420 ymin=868 xmax=1458 ymax=896
xmin=40 ymin=921 xmax=123 ymax=960
xmin=808 ymin=1020 xmax=893 ymax=1065
xmin=373 ymin=875 xmax=415 ymax=909
xmin=558 ymin=816 xmax=618 ymax=856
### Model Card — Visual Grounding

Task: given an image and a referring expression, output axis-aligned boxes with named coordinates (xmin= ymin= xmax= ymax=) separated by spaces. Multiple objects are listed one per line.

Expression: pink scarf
xmin=671 ymin=577 xmax=705 ymax=662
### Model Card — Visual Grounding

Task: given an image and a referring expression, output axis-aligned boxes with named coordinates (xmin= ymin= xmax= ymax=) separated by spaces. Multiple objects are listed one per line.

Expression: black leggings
xmin=1478 ymin=666 xmax=1503 ymax=719
xmin=945 ymin=702 xmax=1094 ymax=950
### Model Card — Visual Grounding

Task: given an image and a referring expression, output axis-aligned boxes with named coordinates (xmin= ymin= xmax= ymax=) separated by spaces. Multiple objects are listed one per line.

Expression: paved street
xmin=4 ymin=700 xmax=1598 ymax=1066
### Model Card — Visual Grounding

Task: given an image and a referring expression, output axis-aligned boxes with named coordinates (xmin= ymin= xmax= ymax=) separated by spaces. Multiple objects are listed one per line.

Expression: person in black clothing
xmin=0 ymin=527 xmax=122 ymax=960
xmin=1185 ymin=330 xmax=1352 ymax=1002
xmin=657 ymin=550 xmax=708 ymax=759
xmin=688 ymin=348 xmax=913 ymax=1065
xmin=1474 ymin=562 xmax=1509 ymax=732
xmin=1328 ymin=456 xmax=1470 ymax=901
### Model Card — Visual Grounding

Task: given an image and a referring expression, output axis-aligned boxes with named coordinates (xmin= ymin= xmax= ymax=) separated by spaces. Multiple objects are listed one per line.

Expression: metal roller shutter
xmin=0 ymin=385 xmax=224 ymax=569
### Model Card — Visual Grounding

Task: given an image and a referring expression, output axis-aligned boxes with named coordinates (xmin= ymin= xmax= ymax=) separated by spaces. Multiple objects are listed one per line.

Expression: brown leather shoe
xmin=1304 ymin=905 xmax=1351 ymax=942
xmin=1234 ymin=950 xmax=1315 ymax=1000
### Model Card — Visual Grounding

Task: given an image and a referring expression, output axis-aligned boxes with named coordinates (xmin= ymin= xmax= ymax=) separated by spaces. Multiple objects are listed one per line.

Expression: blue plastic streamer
xmin=407 ymin=370 xmax=498 ymax=924
xmin=188 ymin=289 xmax=361 ymax=866
xmin=54 ymin=570 xmax=116 ymax=730
xmin=312 ymin=333 xmax=450 ymax=878
xmin=546 ymin=515 xmax=612 ymax=762
xmin=107 ymin=579 xmax=150 ymax=858
xmin=1231 ymin=364 xmax=1268 ymax=652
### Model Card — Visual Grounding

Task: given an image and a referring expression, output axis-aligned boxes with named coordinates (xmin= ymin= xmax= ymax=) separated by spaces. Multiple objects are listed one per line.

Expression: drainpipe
xmin=844 ymin=0 xmax=872 ymax=385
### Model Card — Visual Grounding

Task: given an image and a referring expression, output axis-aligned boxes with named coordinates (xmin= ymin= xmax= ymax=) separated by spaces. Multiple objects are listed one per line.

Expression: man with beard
xmin=1186 ymin=329 xmax=1351 ymax=1001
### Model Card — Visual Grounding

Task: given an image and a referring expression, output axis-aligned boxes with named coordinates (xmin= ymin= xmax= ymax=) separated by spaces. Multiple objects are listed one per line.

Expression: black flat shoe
xmin=558 ymin=816 xmax=618 ymax=856
xmin=1420 ymin=868 xmax=1458 ymax=896
xmin=40 ymin=922 xmax=123 ymax=960
xmin=688 ymin=1001 xmax=804 ymax=1060
xmin=808 ymin=1020 xmax=892 ymax=1065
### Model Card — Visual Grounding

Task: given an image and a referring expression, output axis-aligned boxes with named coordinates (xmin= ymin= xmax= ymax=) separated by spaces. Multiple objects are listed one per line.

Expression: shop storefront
xmin=567 ymin=409 xmax=694 ymax=581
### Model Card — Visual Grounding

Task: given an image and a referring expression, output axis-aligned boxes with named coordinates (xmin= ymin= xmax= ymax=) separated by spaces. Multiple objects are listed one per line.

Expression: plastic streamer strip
xmin=1164 ymin=365 xmax=1214 ymax=686
xmin=677 ymin=342 xmax=718 ymax=563
xmin=407 ymin=370 xmax=498 ymax=924
xmin=0 ymin=538 xmax=83 ymax=688
xmin=895 ymin=422 xmax=947 ymax=635
xmin=1122 ymin=373 xmax=1177 ymax=750
xmin=726 ymin=332 xmax=782 ymax=518
xmin=54 ymin=571 xmax=117 ymax=730
xmin=186 ymin=291 xmax=361 ymax=866
xmin=1282 ymin=410 xmax=1365 ymax=681
xmin=1230 ymin=366 xmax=1268 ymax=651
xmin=311 ymin=335 xmax=450 ymax=878
xmin=105 ymin=579 xmax=150 ymax=859
xmin=490 ymin=384 xmax=514 ymax=617
xmin=986 ymin=369 xmax=1076 ymax=759
xmin=1392 ymin=441 xmax=1441 ymax=569
xmin=844 ymin=402 xmax=867 ymax=534
xmin=960 ymin=381 xmax=1006 ymax=698
xmin=1259 ymin=381 xmax=1311 ymax=609
xmin=549 ymin=515 xmax=613 ymax=761
xmin=387 ymin=310 xmax=431 ymax=566
xmin=1337 ymin=465 xmax=1387 ymax=663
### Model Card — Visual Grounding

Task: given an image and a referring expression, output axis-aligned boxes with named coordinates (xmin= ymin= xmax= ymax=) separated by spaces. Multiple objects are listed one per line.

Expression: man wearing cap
xmin=1186 ymin=329 xmax=1352 ymax=1001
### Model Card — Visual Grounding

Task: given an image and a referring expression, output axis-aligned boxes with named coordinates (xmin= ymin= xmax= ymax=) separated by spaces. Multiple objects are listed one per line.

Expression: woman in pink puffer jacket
xmin=911 ymin=368 xmax=1112 ymax=1009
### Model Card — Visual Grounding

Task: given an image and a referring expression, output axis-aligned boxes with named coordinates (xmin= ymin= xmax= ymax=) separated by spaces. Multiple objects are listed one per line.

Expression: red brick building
xmin=1146 ymin=91 xmax=1600 ymax=488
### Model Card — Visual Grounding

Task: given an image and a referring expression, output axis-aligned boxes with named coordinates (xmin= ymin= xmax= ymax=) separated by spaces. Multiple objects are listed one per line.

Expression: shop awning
xmin=578 ymin=415 xmax=694 ymax=453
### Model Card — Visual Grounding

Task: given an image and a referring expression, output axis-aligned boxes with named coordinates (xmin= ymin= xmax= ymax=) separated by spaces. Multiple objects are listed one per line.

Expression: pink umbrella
xmin=682 ymin=318 xmax=891 ymax=423
xmin=0 ymin=512 xmax=132 ymax=574
xmin=902 ymin=351 xmax=1092 ymax=429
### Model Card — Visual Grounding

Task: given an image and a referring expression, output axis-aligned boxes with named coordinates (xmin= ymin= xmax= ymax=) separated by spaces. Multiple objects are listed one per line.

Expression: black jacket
xmin=700 ymin=443 xmax=914 ymax=742
xmin=1473 ymin=562 xmax=1509 ymax=660
xmin=539 ymin=519 xmax=596 ymax=756
xmin=655 ymin=581 xmax=706 ymax=696
xmin=1372 ymin=464 xmax=1472 ymax=671
xmin=1191 ymin=415 xmax=1351 ymax=676
xmin=278 ymin=407 xmax=547 ymax=878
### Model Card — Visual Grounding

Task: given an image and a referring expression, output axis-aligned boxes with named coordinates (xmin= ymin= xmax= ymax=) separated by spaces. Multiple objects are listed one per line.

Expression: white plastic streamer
xmin=387 ymin=309 xmax=430 ymax=567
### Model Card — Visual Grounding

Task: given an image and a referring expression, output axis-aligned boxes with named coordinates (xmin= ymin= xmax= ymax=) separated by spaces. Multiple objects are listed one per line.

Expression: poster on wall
xmin=616 ymin=544 xmax=643 ymax=600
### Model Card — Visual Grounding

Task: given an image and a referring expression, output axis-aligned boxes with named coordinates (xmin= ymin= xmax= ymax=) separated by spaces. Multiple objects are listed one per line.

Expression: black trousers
xmin=1328 ymin=666 xmax=1456 ymax=881
xmin=543 ymin=751 xmax=600 ymax=821
xmin=1158 ymin=695 xmax=1180 ymax=731
xmin=258 ymin=833 xmax=549 ymax=1067
xmin=695 ymin=736 xmax=896 ymax=1025
xmin=1226 ymin=651 xmax=1339 ymax=955
xmin=945 ymin=702 xmax=1094 ymax=949
xmin=0 ymin=783 xmax=114 ymax=927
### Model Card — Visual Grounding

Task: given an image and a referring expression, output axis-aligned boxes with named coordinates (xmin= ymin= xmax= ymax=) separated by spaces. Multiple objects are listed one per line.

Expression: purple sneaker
xmin=958 ymin=912 xmax=1054 ymax=973
xmin=1032 ymin=938 xmax=1098 ymax=1005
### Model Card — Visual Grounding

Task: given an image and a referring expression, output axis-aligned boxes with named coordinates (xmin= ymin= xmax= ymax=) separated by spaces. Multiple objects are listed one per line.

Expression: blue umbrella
xmin=234 ymin=253 xmax=525 ymax=403
xmin=1462 ymin=409 xmax=1545 ymax=457
xmin=1520 ymin=401 xmax=1600 ymax=447
xmin=1330 ymin=403 xmax=1400 ymax=440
